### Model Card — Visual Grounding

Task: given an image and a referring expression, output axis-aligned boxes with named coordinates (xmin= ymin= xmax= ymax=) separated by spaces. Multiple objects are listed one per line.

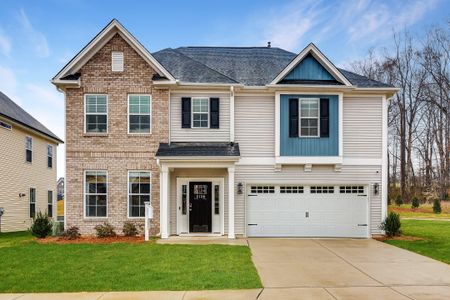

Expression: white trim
xmin=29 ymin=187 xmax=36 ymax=219
xmin=111 ymin=51 xmax=124 ymax=72
xmin=160 ymin=165 xmax=169 ymax=238
xmin=52 ymin=19 xmax=175 ymax=83
xmin=191 ymin=97 xmax=210 ymax=128
xmin=381 ymin=95 xmax=388 ymax=222
xmin=47 ymin=144 xmax=53 ymax=169
xmin=127 ymin=170 xmax=152 ymax=219
xmin=84 ymin=94 xmax=108 ymax=134
xmin=270 ymin=43 xmax=352 ymax=86
xmin=157 ymin=156 xmax=239 ymax=162
xmin=338 ymin=92 xmax=344 ymax=157
xmin=83 ymin=170 xmax=108 ymax=219
xmin=275 ymin=92 xmax=281 ymax=157
xmin=229 ymin=86 xmax=235 ymax=142
xmin=228 ymin=166 xmax=235 ymax=239
xmin=127 ymin=94 xmax=152 ymax=135
xmin=47 ymin=190 xmax=54 ymax=218
xmin=237 ymin=157 xmax=382 ymax=166
xmin=276 ymin=156 xmax=343 ymax=165
xmin=298 ymin=98 xmax=320 ymax=137
xmin=25 ymin=136 xmax=32 ymax=163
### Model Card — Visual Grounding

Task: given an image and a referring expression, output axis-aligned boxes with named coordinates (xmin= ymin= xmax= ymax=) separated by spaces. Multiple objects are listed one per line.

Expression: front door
xmin=189 ymin=182 xmax=212 ymax=233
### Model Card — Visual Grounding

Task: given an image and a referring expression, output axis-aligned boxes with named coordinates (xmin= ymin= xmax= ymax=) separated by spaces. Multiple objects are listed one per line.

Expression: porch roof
xmin=156 ymin=142 xmax=240 ymax=158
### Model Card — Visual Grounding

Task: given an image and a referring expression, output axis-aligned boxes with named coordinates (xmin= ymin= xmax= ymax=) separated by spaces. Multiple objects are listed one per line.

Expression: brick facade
xmin=65 ymin=34 xmax=168 ymax=235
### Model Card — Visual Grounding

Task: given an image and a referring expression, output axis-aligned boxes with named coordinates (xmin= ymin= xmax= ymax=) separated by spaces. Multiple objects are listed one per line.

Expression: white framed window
xmin=192 ymin=98 xmax=209 ymax=128
xmin=111 ymin=51 xmax=124 ymax=72
xmin=48 ymin=190 xmax=53 ymax=217
xmin=85 ymin=94 xmax=108 ymax=133
xmin=29 ymin=188 xmax=36 ymax=218
xmin=299 ymin=98 xmax=320 ymax=137
xmin=128 ymin=171 xmax=151 ymax=218
xmin=47 ymin=145 xmax=53 ymax=168
xmin=128 ymin=95 xmax=151 ymax=134
xmin=84 ymin=171 xmax=108 ymax=218
xmin=25 ymin=137 xmax=32 ymax=163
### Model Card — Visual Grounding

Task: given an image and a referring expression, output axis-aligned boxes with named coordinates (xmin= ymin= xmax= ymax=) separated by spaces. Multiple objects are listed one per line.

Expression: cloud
xmin=17 ymin=8 xmax=50 ymax=57
xmin=26 ymin=84 xmax=64 ymax=108
xmin=0 ymin=65 xmax=23 ymax=105
xmin=0 ymin=29 xmax=11 ymax=56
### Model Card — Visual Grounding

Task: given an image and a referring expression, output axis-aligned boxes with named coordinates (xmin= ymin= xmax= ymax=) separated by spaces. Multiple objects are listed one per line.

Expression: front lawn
xmin=389 ymin=202 xmax=450 ymax=219
xmin=385 ymin=219 xmax=450 ymax=264
xmin=0 ymin=232 xmax=261 ymax=292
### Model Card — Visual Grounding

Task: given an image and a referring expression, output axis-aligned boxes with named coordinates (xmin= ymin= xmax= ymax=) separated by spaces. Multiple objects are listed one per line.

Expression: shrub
xmin=395 ymin=195 xmax=403 ymax=206
xmin=95 ymin=222 xmax=116 ymax=238
xmin=30 ymin=211 xmax=53 ymax=238
xmin=122 ymin=222 xmax=138 ymax=237
xmin=433 ymin=199 xmax=442 ymax=214
xmin=411 ymin=197 xmax=420 ymax=209
xmin=61 ymin=226 xmax=81 ymax=240
xmin=380 ymin=212 xmax=401 ymax=237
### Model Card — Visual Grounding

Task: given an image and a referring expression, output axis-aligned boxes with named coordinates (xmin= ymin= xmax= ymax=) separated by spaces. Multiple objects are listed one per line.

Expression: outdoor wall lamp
xmin=373 ymin=183 xmax=379 ymax=195
xmin=19 ymin=193 xmax=26 ymax=198
xmin=237 ymin=182 xmax=244 ymax=195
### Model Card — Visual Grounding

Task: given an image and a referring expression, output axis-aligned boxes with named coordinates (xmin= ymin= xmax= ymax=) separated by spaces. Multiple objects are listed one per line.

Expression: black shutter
xmin=210 ymin=98 xmax=220 ymax=129
xmin=181 ymin=97 xmax=191 ymax=128
xmin=289 ymin=98 xmax=299 ymax=137
xmin=320 ymin=98 xmax=329 ymax=137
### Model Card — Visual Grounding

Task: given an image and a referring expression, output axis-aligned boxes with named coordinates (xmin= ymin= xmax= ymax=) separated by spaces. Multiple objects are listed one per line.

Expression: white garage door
xmin=246 ymin=185 xmax=369 ymax=238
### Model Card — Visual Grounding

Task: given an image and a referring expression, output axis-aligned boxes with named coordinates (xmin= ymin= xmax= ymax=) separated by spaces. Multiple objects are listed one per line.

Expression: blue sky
xmin=0 ymin=0 xmax=448 ymax=177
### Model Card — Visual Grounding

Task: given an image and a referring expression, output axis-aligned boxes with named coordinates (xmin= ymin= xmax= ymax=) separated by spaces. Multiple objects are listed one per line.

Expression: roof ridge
xmin=170 ymin=48 xmax=240 ymax=84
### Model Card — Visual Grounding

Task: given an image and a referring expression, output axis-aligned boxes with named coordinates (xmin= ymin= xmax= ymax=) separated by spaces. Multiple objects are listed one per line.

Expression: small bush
xmin=95 ymin=222 xmax=116 ymax=238
xmin=395 ymin=195 xmax=403 ymax=206
xmin=380 ymin=212 xmax=401 ymax=237
xmin=122 ymin=222 xmax=138 ymax=237
xmin=433 ymin=199 xmax=442 ymax=214
xmin=411 ymin=197 xmax=420 ymax=209
xmin=30 ymin=211 xmax=53 ymax=238
xmin=61 ymin=226 xmax=81 ymax=240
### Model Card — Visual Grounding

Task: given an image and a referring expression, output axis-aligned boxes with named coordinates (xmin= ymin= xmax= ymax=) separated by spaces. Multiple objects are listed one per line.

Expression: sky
xmin=0 ymin=0 xmax=449 ymax=178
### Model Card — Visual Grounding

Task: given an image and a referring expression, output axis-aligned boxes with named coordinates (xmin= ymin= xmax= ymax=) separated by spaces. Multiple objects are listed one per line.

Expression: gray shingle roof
xmin=0 ymin=91 xmax=63 ymax=143
xmin=152 ymin=46 xmax=393 ymax=88
xmin=156 ymin=142 xmax=240 ymax=157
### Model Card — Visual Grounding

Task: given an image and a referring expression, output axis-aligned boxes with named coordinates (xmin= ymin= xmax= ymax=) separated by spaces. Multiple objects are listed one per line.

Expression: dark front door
xmin=189 ymin=182 xmax=212 ymax=233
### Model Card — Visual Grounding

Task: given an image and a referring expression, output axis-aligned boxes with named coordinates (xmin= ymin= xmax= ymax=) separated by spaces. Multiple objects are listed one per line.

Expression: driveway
xmin=249 ymin=238 xmax=450 ymax=300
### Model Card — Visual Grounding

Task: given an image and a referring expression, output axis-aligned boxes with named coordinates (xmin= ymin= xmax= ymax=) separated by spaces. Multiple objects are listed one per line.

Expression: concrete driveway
xmin=249 ymin=238 xmax=450 ymax=300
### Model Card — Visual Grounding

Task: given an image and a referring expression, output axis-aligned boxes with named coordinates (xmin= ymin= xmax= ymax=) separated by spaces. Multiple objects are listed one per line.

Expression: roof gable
xmin=271 ymin=43 xmax=352 ymax=86
xmin=52 ymin=19 xmax=175 ymax=84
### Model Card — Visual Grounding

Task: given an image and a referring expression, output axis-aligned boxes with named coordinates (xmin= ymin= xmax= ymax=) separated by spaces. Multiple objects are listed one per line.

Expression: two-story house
xmin=53 ymin=20 xmax=397 ymax=238
xmin=0 ymin=91 xmax=62 ymax=232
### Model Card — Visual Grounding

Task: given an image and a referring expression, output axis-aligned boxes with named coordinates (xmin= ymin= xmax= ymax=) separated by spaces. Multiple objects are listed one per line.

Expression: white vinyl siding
xmin=170 ymin=92 xmax=230 ymax=142
xmin=111 ymin=51 xmax=124 ymax=72
xmin=343 ymin=96 xmax=383 ymax=158
xmin=234 ymin=95 xmax=275 ymax=157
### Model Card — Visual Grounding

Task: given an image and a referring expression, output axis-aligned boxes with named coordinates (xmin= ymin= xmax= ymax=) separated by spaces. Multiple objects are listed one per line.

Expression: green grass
xmin=385 ymin=219 xmax=450 ymax=264
xmin=0 ymin=232 xmax=261 ymax=292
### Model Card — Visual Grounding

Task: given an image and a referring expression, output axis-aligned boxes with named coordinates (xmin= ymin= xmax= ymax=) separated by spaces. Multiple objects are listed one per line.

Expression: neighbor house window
xmin=299 ymin=99 xmax=319 ymax=137
xmin=25 ymin=137 xmax=32 ymax=163
xmin=48 ymin=190 xmax=53 ymax=217
xmin=111 ymin=51 xmax=124 ymax=72
xmin=85 ymin=171 xmax=107 ymax=217
xmin=0 ymin=120 xmax=12 ymax=130
xmin=29 ymin=188 xmax=36 ymax=218
xmin=128 ymin=171 xmax=151 ymax=218
xmin=192 ymin=98 xmax=209 ymax=128
xmin=128 ymin=95 xmax=151 ymax=133
xmin=85 ymin=95 xmax=107 ymax=133
xmin=47 ymin=145 xmax=53 ymax=168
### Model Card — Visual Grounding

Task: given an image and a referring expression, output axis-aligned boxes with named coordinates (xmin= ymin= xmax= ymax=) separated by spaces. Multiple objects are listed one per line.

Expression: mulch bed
xmin=373 ymin=235 xmax=424 ymax=242
xmin=37 ymin=236 xmax=147 ymax=244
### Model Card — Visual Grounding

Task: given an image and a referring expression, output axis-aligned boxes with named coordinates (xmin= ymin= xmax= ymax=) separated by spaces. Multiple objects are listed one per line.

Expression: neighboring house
xmin=57 ymin=177 xmax=64 ymax=200
xmin=0 ymin=91 xmax=63 ymax=232
xmin=52 ymin=20 xmax=397 ymax=238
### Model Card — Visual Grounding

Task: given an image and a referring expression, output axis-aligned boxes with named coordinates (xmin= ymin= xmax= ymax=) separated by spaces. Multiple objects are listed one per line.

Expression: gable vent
xmin=111 ymin=51 xmax=124 ymax=72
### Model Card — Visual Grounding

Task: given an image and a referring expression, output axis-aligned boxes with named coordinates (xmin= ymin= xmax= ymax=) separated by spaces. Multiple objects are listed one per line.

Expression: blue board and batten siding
xmin=284 ymin=54 xmax=335 ymax=81
xmin=280 ymin=95 xmax=339 ymax=156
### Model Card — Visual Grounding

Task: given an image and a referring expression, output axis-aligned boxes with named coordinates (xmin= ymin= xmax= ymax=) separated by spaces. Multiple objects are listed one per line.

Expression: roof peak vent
xmin=267 ymin=41 xmax=271 ymax=48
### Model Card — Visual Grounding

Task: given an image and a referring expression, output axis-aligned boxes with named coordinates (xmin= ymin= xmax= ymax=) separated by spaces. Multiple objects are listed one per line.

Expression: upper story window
xmin=47 ymin=145 xmax=53 ymax=168
xmin=85 ymin=170 xmax=107 ymax=218
xmin=0 ymin=120 xmax=12 ymax=130
xmin=85 ymin=94 xmax=108 ymax=133
xmin=111 ymin=51 xmax=124 ymax=72
xmin=25 ymin=137 xmax=32 ymax=163
xmin=192 ymin=98 xmax=209 ymax=128
xmin=128 ymin=95 xmax=151 ymax=134
xmin=300 ymin=99 xmax=319 ymax=137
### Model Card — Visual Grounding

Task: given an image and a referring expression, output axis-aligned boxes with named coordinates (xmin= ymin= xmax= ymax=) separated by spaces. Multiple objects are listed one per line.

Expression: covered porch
xmin=156 ymin=142 xmax=240 ymax=239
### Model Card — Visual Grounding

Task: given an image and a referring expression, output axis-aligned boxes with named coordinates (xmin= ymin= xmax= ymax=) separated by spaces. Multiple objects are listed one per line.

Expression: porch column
xmin=228 ymin=166 xmax=235 ymax=239
xmin=160 ymin=165 xmax=169 ymax=239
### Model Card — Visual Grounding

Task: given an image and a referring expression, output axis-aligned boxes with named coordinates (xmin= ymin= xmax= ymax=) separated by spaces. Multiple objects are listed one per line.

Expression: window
xmin=85 ymin=171 xmax=107 ymax=217
xmin=85 ymin=95 xmax=107 ymax=133
xmin=128 ymin=95 xmax=151 ymax=133
xmin=310 ymin=186 xmax=334 ymax=194
xmin=29 ymin=188 xmax=36 ymax=218
xmin=47 ymin=145 xmax=53 ymax=168
xmin=111 ymin=51 xmax=124 ymax=72
xmin=25 ymin=137 xmax=32 ymax=163
xmin=300 ymin=99 xmax=319 ymax=137
xmin=181 ymin=184 xmax=187 ymax=215
xmin=0 ymin=120 xmax=11 ymax=130
xmin=340 ymin=186 xmax=365 ymax=194
xmin=192 ymin=98 xmax=209 ymax=128
xmin=128 ymin=171 xmax=151 ymax=218
xmin=280 ymin=186 xmax=304 ymax=194
xmin=48 ymin=190 xmax=53 ymax=217
xmin=214 ymin=185 xmax=220 ymax=215
xmin=250 ymin=186 xmax=275 ymax=194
